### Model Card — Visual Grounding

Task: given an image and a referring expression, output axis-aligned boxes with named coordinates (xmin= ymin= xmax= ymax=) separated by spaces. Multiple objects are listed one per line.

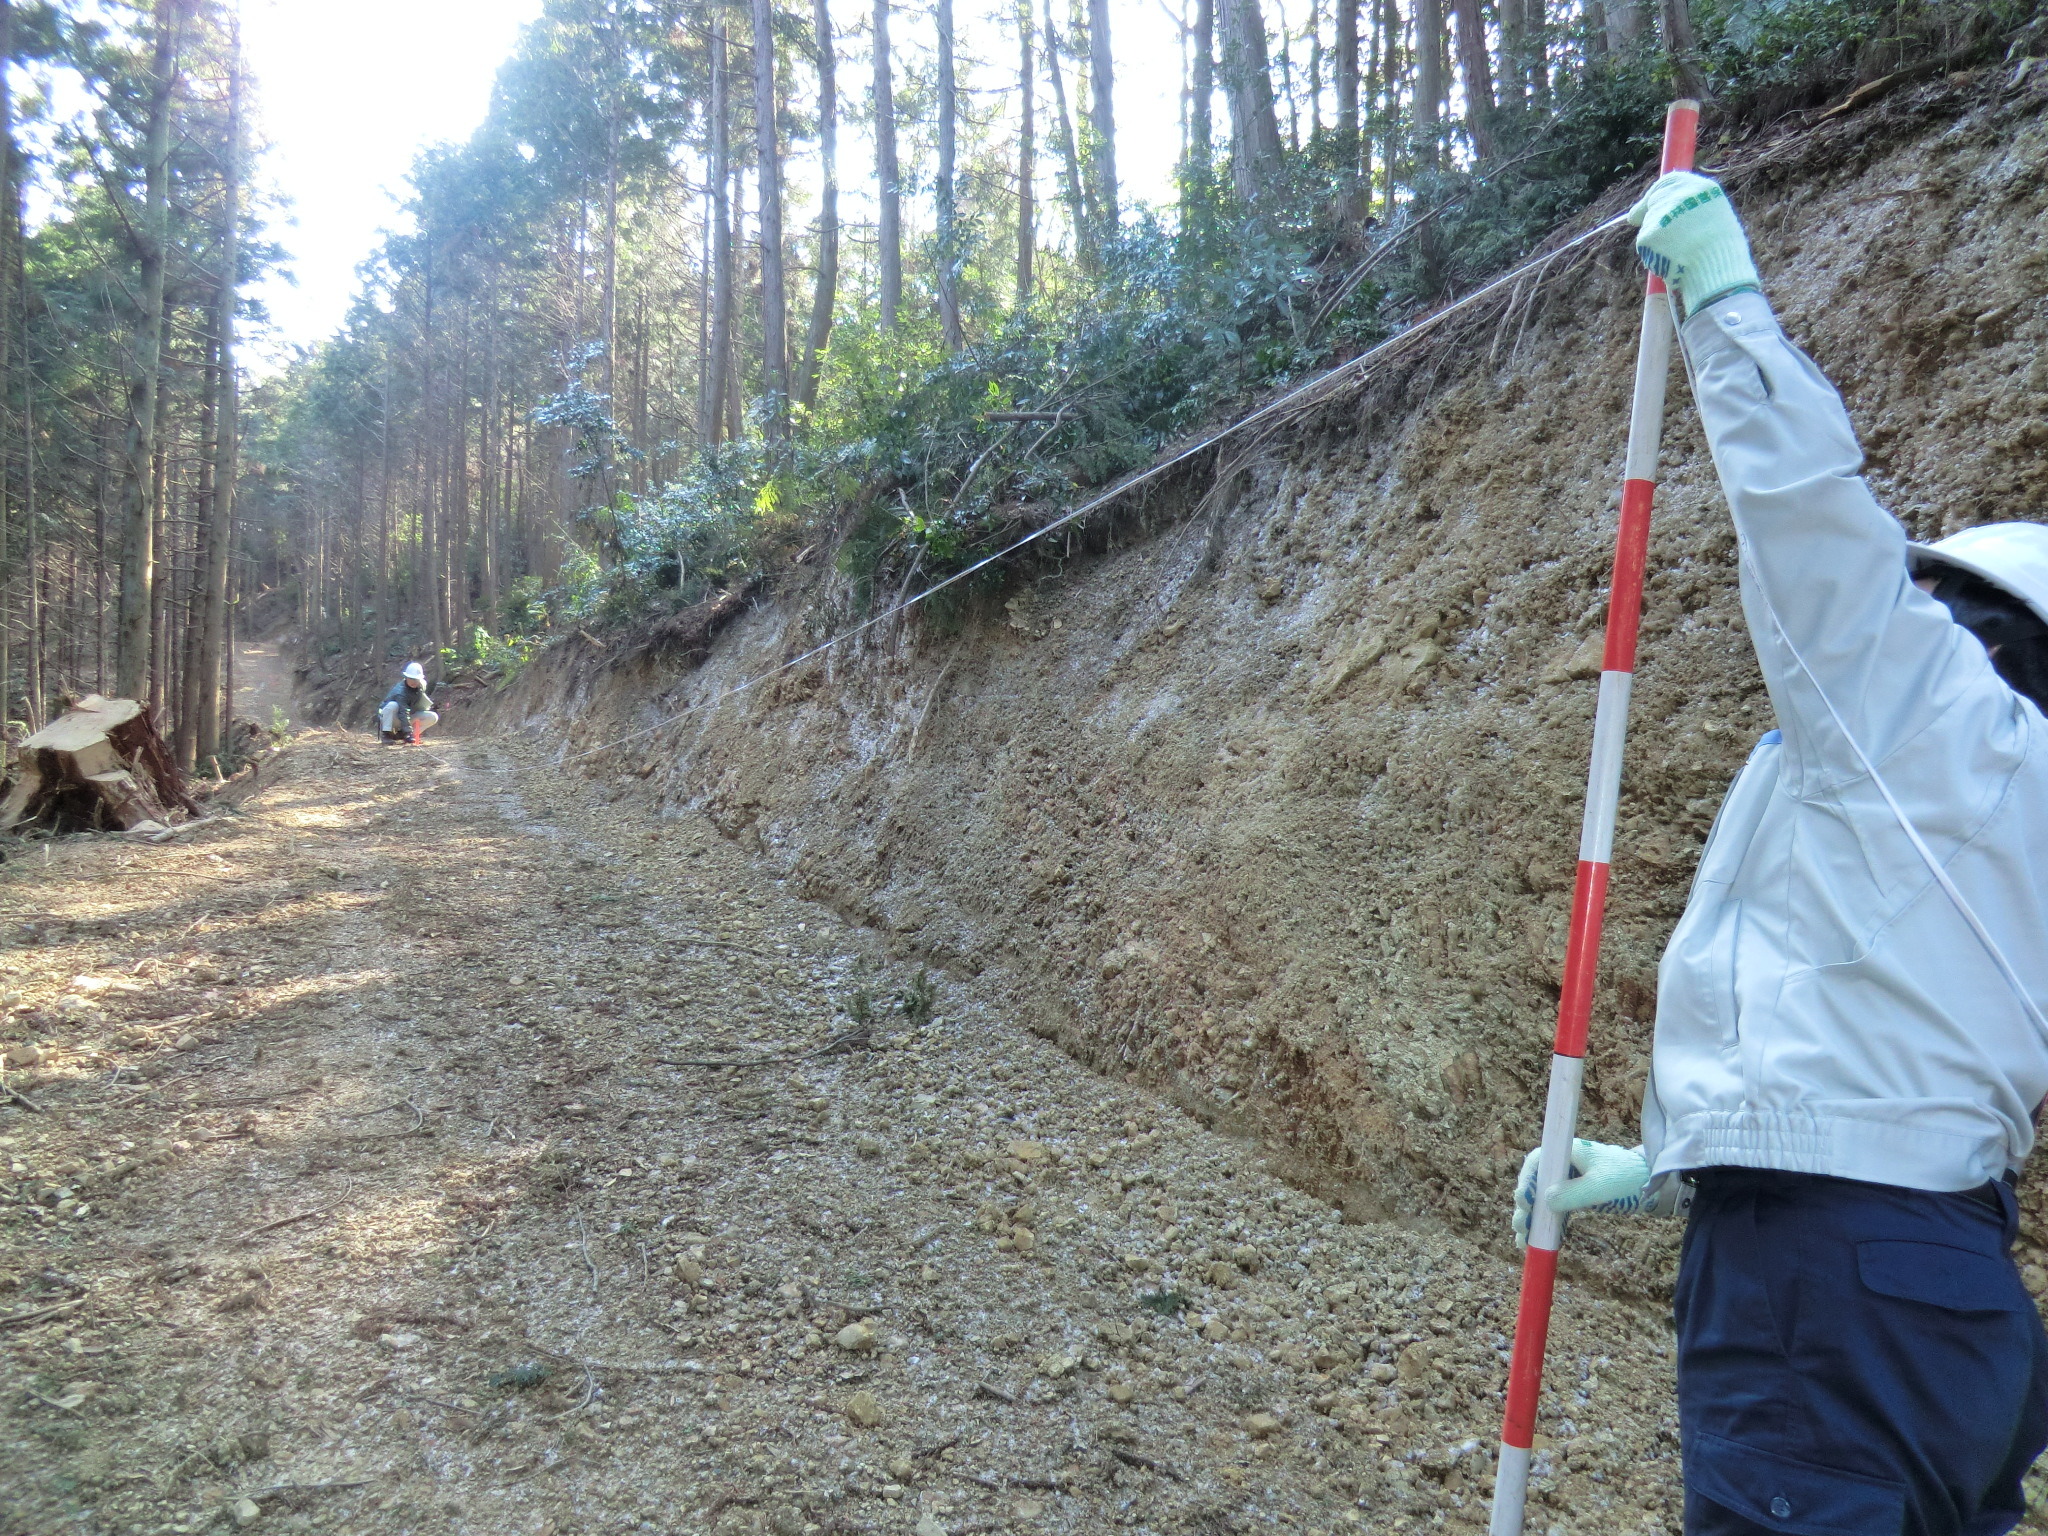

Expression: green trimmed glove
xmin=1511 ymin=1139 xmax=1653 ymax=1248
xmin=1626 ymin=171 xmax=1762 ymax=318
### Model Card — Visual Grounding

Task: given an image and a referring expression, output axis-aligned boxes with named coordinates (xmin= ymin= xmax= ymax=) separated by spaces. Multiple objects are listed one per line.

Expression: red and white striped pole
xmin=1487 ymin=98 xmax=1699 ymax=1536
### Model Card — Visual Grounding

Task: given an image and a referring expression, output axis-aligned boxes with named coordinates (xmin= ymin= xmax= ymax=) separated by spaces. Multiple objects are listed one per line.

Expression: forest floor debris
xmin=0 ymin=724 xmax=1895 ymax=1536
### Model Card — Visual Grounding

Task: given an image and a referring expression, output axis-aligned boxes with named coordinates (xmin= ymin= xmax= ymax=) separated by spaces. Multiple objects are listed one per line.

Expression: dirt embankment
xmin=486 ymin=74 xmax=2048 ymax=1289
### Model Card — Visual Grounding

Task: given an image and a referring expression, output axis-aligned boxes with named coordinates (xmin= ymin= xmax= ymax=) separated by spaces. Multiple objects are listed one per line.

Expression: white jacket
xmin=1642 ymin=290 xmax=2048 ymax=1193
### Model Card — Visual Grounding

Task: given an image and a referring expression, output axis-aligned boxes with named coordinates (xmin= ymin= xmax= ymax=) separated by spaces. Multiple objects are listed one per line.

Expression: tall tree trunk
xmin=1451 ymin=0 xmax=1494 ymax=159
xmin=1218 ymin=0 xmax=1283 ymax=201
xmin=1187 ymin=0 xmax=1214 ymax=196
xmin=480 ymin=296 xmax=499 ymax=613
xmin=22 ymin=445 xmax=37 ymax=729
xmin=376 ymin=356 xmax=392 ymax=648
xmin=1086 ymin=0 xmax=1116 ymax=236
xmin=936 ymin=0 xmax=962 ymax=350
xmin=1334 ymin=0 xmax=1359 ymax=164
xmin=194 ymin=22 xmax=239 ymax=768
xmin=1414 ymin=0 xmax=1443 ymax=173
xmin=20 ymin=375 xmax=35 ymax=730
xmin=695 ymin=179 xmax=711 ymax=438
xmin=601 ymin=49 xmax=620 ymax=397
xmin=222 ymin=555 xmax=233 ymax=740
xmin=1308 ymin=3 xmax=1322 ymax=143
xmin=1041 ymin=0 xmax=1093 ymax=268
xmin=420 ymin=267 xmax=446 ymax=652
xmin=1274 ymin=0 xmax=1299 ymax=152
xmin=1607 ymin=0 xmax=1649 ymax=53
xmin=177 ymin=316 xmax=218 ymax=768
xmin=1658 ymin=0 xmax=1708 ymax=99
xmin=1015 ymin=0 xmax=1035 ymax=308
xmin=1497 ymin=0 xmax=1526 ymax=112
xmin=706 ymin=24 xmax=735 ymax=445
xmin=873 ymin=0 xmax=901 ymax=329
xmin=1359 ymin=0 xmax=1379 ymax=197
xmin=148 ymin=432 xmax=166 ymax=718
xmin=726 ymin=158 xmax=745 ymax=442
xmin=0 ymin=0 xmax=13 ymax=724
xmin=1377 ymin=0 xmax=1400 ymax=210
xmin=753 ymin=0 xmax=787 ymax=429
xmin=116 ymin=0 xmax=179 ymax=701
xmin=798 ymin=0 xmax=839 ymax=409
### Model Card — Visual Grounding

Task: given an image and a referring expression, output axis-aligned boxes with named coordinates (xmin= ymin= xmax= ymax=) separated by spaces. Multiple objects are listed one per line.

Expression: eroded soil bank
xmin=490 ymin=71 xmax=2048 ymax=1303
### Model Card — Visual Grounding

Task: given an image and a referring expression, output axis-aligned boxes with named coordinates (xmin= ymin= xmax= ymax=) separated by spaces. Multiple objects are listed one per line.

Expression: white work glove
xmin=1627 ymin=170 xmax=1762 ymax=319
xmin=1512 ymin=1139 xmax=1653 ymax=1248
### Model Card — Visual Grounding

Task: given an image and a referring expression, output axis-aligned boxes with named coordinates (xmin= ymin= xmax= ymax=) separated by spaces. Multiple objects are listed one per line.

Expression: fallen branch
xmin=401 ymin=1391 xmax=478 ymax=1416
xmin=0 ymin=1296 xmax=87 ymax=1329
xmin=656 ymin=1055 xmax=782 ymax=1070
xmin=230 ymin=1209 xmax=323 ymax=1245
xmin=974 ymin=1381 xmax=1017 ymax=1405
xmin=256 ymin=1480 xmax=370 ymax=1499
xmin=230 ymin=1181 xmax=353 ymax=1247
xmin=1 ymin=1079 xmax=44 ymax=1114
xmin=1109 ymin=1446 xmax=1184 ymax=1482
xmin=539 ymin=1365 xmax=598 ymax=1422
xmin=21 ymin=1383 xmax=87 ymax=1411
xmin=333 ymin=1099 xmax=427 ymax=1141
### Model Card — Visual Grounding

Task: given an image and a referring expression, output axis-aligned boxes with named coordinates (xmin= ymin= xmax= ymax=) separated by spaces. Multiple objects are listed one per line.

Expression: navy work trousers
xmin=1675 ymin=1169 xmax=2048 ymax=1535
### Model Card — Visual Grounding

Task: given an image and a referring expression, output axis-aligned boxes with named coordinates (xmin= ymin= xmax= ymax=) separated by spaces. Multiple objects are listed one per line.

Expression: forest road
xmin=230 ymin=641 xmax=293 ymax=726
xmin=0 ymin=730 xmax=1692 ymax=1536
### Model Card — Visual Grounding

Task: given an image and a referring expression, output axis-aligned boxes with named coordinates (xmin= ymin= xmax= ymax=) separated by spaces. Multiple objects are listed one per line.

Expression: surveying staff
xmin=1512 ymin=170 xmax=2048 ymax=1535
xmin=378 ymin=661 xmax=439 ymax=745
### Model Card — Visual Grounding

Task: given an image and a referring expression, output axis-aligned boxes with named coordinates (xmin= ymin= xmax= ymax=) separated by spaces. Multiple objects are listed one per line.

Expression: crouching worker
xmin=378 ymin=661 xmax=439 ymax=745
xmin=1512 ymin=170 xmax=2048 ymax=1535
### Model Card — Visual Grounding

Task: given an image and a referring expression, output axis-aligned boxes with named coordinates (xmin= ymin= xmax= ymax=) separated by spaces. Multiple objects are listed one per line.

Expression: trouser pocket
xmin=1685 ymin=1430 xmax=1905 ymax=1535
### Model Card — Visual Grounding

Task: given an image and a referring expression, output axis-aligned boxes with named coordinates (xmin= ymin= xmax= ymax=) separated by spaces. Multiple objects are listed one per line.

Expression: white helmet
xmin=1909 ymin=522 xmax=2048 ymax=628
xmin=403 ymin=661 xmax=427 ymax=684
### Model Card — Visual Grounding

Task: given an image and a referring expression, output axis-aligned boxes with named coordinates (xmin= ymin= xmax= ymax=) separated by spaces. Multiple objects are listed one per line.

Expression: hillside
xmin=490 ymin=69 xmax=2048 ymax=1286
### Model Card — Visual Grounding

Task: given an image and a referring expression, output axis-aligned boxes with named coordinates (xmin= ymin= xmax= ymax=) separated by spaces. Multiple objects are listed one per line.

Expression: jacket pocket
xmin=1857 ymin=1239 xmax=2023 ymax=1314
xmin=1685 ymin=1429 xmax=1905 ymax=1535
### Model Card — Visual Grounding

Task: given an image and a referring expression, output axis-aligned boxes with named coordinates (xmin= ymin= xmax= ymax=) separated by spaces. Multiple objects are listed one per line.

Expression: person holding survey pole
xmin=1508 ymin=169 xmax=2048 ymax=1535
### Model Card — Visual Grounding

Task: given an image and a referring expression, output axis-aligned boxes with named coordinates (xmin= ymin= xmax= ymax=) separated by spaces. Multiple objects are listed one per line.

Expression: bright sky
xmin=240 ymin=0 xmax=1209 ymax=370
xmin=241 ymin=0 xmax=546 ymax=369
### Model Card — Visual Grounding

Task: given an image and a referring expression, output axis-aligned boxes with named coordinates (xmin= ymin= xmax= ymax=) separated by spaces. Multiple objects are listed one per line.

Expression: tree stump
xmin=0 ymin=695 xmax=200 ymax=833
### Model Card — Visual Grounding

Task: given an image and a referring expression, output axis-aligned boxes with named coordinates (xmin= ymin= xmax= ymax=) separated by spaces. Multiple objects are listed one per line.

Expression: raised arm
xmin=1634 ymin=173 xmax=2014 ymax=791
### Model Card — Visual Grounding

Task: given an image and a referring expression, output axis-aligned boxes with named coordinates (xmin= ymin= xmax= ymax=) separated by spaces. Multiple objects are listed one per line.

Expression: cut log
xmin=0 ymin=695 xmax=200 ymax=833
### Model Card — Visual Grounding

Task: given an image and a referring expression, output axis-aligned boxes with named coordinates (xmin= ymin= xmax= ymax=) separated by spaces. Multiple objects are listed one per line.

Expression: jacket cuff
xmin=1679 ymin=285 xmax=1780 ymax=361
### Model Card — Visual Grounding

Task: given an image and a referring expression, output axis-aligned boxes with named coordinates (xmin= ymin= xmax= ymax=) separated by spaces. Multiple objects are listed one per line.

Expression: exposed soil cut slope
xmin=489 ymin=71 xmax=2048 ymax=1307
